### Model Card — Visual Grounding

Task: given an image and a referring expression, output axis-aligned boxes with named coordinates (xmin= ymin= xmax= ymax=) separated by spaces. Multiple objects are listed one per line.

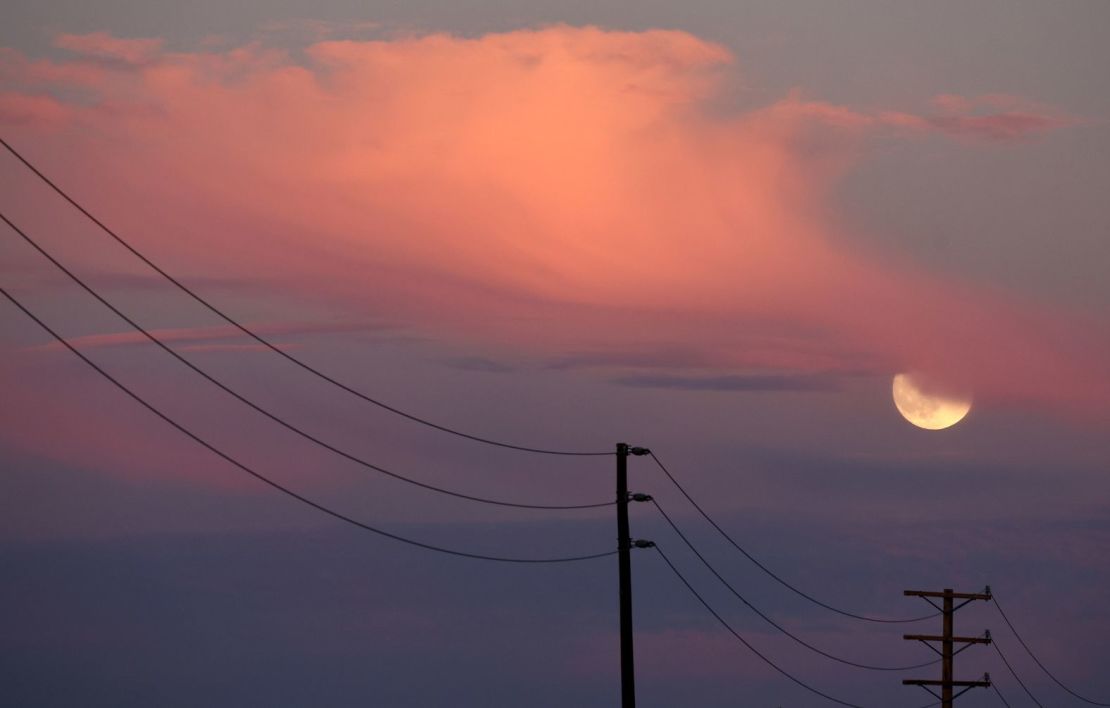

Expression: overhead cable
xmin=992 ymin=593 xmax=1110 ymax=706
xmin=652 ymin=498 xmax=939 ymax=672
xmin=0 ymin=285 xmax=616 ymax=565
xmin=991 ymin=680 xmax=1013 ymax=708
xmin=649 ymin=451 xmax=938 ymax=624
xmin=992 ymin=640 xmax=1045 ymax=708
xmin=0 ymin=136 xmax=611 ymax=457
xmin=0 ymin=212 xmax=611 ymax=511
xmin=653 ymin=545 xmax=940 ymax=708
xmin=654 ymin=544 xmax=863 ymax=707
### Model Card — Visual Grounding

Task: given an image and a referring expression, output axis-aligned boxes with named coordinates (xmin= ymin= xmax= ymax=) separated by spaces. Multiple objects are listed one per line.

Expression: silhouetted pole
xmin=615 ymin=443 xmax=653 ymax=708
xmin=616 ymin=442 xmax=635 ymax=708
xmin=903 ymin=587 xmax=993 ymax=707
xmin=942 ymin=590 xmax=954 ymax=706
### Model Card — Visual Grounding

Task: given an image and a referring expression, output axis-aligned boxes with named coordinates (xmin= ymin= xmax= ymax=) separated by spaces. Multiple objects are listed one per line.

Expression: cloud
xmin=923 ymin=112 xmax=1060 ymax=141
xmin=175 ymin=343 xmax=294 ymax=353
xmin=910 ymin=93 xmax=1073 ymax=142
xmin=441 ymin=355 xmax=516 ymax=373
xmin=545 ymin=332 xmax=880 ymax=374
xmin=546 ymin=347 xmax=713 ymax=371
xmin=0 ymin=347 xmax=246 ymax=488
xmin=52 ymin=32 xmax=164 ymax=66
xmin=773 ymin=90 xmax=1073 ymax=144
xmin=0 ymin=91 xmax=71 ymax=126
xmin=1 ymin=26 xmax=1105 ymax=420
xmin=611 ymin=371 xmax=842 ymax=392
xmin=27 ymin=321 xmax=391 ymax=353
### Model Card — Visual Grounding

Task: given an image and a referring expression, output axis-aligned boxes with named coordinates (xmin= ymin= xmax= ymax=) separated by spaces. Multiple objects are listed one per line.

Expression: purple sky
xmin=2 ymin=2 xmax=1109 ymax=706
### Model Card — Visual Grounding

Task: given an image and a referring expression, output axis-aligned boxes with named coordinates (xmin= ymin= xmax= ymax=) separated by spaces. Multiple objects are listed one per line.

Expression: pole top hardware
xmin=629 ymin=447 xmax=651 ymax=456
xmin=904 ymin=589 xmax=993 ymax=601
xmin=632 ymin=540 xmax=656 ymax=549
xmin=629 ymin=493 xmax=653 ymax=502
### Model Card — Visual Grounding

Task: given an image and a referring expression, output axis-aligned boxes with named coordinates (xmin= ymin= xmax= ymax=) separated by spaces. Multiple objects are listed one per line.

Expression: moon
xmin=892 ymin=373 xmax=971 ymax=430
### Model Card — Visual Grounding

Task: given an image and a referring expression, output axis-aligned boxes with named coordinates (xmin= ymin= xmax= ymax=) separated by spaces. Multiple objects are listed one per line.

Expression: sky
xmin=1 ymin=1 xmax=1109 ymax=706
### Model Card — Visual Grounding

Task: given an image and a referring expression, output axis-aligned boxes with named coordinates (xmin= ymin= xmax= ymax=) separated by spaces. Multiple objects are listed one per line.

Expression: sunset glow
xmin=2 ymin=5 xmax=1108 ymax=707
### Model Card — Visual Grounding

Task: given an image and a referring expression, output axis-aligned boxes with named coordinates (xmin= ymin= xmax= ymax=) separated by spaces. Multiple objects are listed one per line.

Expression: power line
xmin=0 ymin=211 xmax=611 ymax=512
xmin=653 ymin=544 xmax=863 ymax=707
xmin=653 ymin=545 xmax=940 ymax=708
xmin=651 ymin=498 xmax=940 ymax=672
xmin=992 ymin=640 xmax=1044 ymax=708
xmin=14 ymin=135 xmax=1096 ymax=704
xmin=991 ymin=680 xmax=1013 ymax=708
xmin=648 ymin=451 xmax=938 ymax=624
xmin=993 ymin=593 xmax=1110 ymax=706
xmin=0 ymin=284 xmax=617 ymax=565
xmin=0 ymin=136 xmax=611 ymax=458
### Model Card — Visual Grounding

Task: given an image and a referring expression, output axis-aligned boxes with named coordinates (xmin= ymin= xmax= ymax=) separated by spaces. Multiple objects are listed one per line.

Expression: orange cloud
xmin=1 ymin=27 xmax=1104 ymax=419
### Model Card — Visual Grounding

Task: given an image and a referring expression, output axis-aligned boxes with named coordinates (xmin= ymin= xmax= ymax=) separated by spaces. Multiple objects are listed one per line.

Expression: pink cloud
xmin=0 ymin=47 xmax=107 ymax=88
xmin=770 ymin=90 xmax=1072 ymax=143
xmin=919 ymin=93 xmax=1073 ymax=142
xmin=0 ymin=347 xmax=247 ymax=489
xmin=923 ymin=111 xmax=1061 ymax=141
xmin=1 ymin=27 xmax=1104 ymax=423
xmin=0 ymin=345 xmax=364 ymax=493
xmin=0 ymin=91 xmax=71 ymax=126
xmin=175 ymin=342 xmax=295 ymax=353
xmin=26 ymin=321 xmax=385 ymax=353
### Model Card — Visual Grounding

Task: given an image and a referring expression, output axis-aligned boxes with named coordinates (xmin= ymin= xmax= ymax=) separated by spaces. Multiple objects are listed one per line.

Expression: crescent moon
xmin=892 ymin=373 xmax=971 ymax=430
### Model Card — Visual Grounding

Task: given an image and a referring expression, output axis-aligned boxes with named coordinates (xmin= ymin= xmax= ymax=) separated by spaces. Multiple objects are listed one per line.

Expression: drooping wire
xmin=0 ymin=137 xmax=611 ymax=458
xmin=651 ymin=498 xmax=940 ymax=672
xmin=993 ymin=593 xmax=1110 ymax=706
xmin=652 ymin=545 xmax=939 ymax=708
xmin=992 ymin=680 xmax=1013 ymax=708
xmin=649 ymin=451 xmax=938 ymax=624
xmin=653 ymin=544 xmax=862 ymax=708
xmin=0 ymin=212 xmax=611 ymax=511
xmin=992 ymin=640 xmax=1045 ymax=708
xmin=0 ymin=285 xmax=616 ymax=564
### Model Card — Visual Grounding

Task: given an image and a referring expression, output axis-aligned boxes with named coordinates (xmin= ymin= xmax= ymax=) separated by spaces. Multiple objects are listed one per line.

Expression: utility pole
xmin=616 ymin=442 xmax=652 ymax=708
xmin=903 ymin=587 xmax=993 ymax=707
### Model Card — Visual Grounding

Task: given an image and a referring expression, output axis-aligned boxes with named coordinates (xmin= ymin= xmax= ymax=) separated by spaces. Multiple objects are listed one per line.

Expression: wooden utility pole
xmin=615 ymin=443 xmax=652 ymax=708
xmin=616 ymin=442 xmax=635 ymax=708
xmin=903 ymin=588 xmax=993 ymax=707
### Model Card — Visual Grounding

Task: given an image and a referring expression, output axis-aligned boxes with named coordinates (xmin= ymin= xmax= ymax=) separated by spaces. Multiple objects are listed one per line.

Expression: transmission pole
xmin=616 ymin=442 xmax=652 ymax=708
xmin=903 ymin=587 xmax=993 ymax=707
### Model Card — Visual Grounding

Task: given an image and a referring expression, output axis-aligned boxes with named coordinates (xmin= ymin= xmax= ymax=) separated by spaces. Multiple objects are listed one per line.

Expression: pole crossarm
xmin=902 ymin=588 xmax=993 ymax=708
xmin=904 ymin=678 xmax=992 ymax=688
xmin=903 ymin=634 xmax=991 ymax=645
xmin=905 ymin=589 xmax=992 ymax=601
